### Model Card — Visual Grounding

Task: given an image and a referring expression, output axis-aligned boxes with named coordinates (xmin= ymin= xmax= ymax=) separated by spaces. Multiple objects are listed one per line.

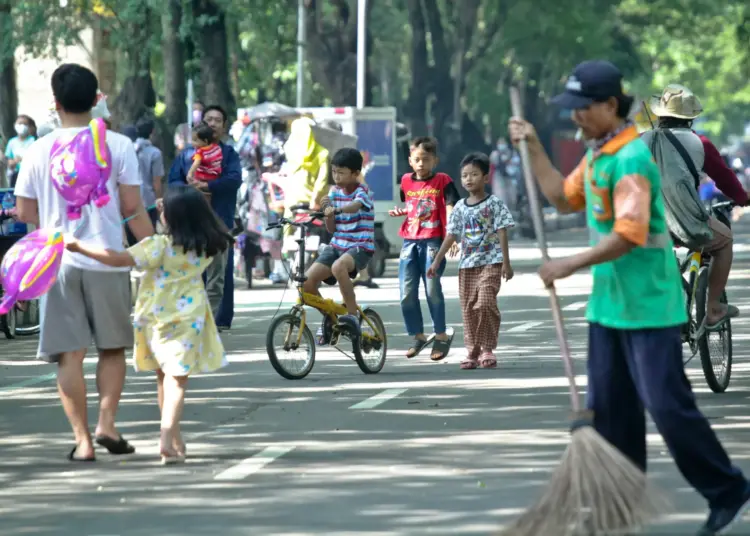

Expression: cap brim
xmin=551 ymin=91 xmax=595 ymax=110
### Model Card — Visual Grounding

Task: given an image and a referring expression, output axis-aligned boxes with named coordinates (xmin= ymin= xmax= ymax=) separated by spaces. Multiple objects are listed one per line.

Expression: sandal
xmin=406 ymin=335 xmax=433 ymax=358
xmin=68 ymin=445 xmax=96 ymax=463
xmin=460 ymin=357 xmax=478 ymax=370
xmin=430 ymin=330 xmax=455 ymax=361
xmin=95 ymin=434 xmax=135 ymax=455
xmin=697 ymin=304 xmax=740 ymax=339
xmin=479 ymin=352 xmax=497 ymax=369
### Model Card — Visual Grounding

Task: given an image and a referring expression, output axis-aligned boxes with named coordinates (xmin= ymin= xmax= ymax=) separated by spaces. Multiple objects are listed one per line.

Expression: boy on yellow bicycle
xmin=302 ymin=148 xmax=374 ymax=340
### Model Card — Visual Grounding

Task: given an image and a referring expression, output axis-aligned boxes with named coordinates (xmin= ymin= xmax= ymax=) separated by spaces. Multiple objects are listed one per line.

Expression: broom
xmin=499 ymin=87 xmax=670 ymax=535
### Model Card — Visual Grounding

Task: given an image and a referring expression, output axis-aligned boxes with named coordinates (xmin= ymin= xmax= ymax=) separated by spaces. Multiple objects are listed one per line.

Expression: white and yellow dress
xmin=128 ymin=234 xmax=228 ymax=376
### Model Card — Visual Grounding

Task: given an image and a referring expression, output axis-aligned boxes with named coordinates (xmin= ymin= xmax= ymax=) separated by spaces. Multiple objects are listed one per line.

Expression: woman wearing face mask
xmin=4 ymin=115 xmax=37 ymax=188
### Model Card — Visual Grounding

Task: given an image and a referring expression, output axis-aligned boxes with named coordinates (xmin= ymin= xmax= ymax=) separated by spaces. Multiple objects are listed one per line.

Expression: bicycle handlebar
xmin=266 ymin=211 xmax=326 ymax=231
xmin=710 ymin=200 xmax=736 ymax=211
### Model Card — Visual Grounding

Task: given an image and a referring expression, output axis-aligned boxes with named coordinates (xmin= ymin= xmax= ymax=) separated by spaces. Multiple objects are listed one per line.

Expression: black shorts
xmin=315 ymin=245 xmax=373 ymax=284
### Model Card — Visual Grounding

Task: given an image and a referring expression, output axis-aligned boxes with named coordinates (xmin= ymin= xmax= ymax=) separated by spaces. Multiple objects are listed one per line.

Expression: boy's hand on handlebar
xmin=389 ymin=206 xmax=407 ymax=217
xmin=324 ymin=206 xmax=336 ymax=217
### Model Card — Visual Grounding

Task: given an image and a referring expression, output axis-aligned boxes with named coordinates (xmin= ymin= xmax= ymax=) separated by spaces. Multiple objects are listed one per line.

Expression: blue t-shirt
xmin=328 ymin=184 xmax=375 ymax=252
xmin=5 ymin=136 xmax=36 ymax=172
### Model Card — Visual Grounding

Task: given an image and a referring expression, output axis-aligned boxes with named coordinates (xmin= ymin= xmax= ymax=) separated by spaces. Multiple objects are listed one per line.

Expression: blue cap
xmin=552 ymin=60 xmax=627 ymax=110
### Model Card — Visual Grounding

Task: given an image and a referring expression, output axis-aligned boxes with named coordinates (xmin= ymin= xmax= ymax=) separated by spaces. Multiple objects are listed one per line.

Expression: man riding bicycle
xmin=642 ymin=84 xmax=748 ymax=332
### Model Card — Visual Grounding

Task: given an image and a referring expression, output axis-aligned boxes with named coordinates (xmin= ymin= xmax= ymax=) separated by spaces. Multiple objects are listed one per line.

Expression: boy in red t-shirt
xmin=389 ymin=137 xmax=460 ymax=360
xmin=187 ymin=121 xmax=223 ymax=184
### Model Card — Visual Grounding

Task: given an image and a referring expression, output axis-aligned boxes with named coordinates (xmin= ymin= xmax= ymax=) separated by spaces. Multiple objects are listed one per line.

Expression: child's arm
xmin=426 ymin=234 xmax=457 ymax=278
xmin=187 ymin=157 xmax=201 ymax=180
xmin=499 ymin=228 xmax=513 ymax=280
xmin=65 ymin=238 xmax=136 ymax=268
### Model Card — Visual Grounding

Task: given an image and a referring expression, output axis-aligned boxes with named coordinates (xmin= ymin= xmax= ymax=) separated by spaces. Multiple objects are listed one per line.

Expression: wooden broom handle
xmin=510 ymin=87 xmax=581 ymax=413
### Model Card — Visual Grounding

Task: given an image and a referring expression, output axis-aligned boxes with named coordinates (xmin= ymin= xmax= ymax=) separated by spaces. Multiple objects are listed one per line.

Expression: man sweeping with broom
xmin=508 ymin=60 xmax=750 ymax=536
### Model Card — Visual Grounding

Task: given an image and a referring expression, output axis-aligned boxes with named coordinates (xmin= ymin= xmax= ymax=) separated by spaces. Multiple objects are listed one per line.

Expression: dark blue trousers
xmin=215 ymin=247 xmax=235 ymax=328
xmin=587 ymin=323 xmax=746 ymax=508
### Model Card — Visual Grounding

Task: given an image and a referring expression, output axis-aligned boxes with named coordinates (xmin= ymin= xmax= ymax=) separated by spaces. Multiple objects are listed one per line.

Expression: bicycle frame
xmin=680 ymin=250 xmax=704 ymax=328
xmin=281 ymin=215 xmax=381 ymax=348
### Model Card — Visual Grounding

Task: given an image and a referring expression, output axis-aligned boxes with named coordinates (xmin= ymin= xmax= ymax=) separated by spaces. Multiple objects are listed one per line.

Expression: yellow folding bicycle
xmin=264 ymin=207 xmax=387 ymax=380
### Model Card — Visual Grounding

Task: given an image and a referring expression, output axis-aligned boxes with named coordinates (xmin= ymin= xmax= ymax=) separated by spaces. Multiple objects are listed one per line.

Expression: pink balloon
xmin=49 ymin=118 xmax=112 ymax=221
xmin=0 ymin=228 xmax=64 ymax=314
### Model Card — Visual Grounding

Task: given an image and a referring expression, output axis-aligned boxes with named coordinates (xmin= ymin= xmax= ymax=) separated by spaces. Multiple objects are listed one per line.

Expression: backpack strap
xmin=662 ymin=129 xmax=701 ymax=189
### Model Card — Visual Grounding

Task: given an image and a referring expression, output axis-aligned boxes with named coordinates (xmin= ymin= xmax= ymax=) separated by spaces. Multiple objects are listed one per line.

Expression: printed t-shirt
xmin=562 ymin=125 xmax=687 ymax=329
xmin=446 ymin=195 xmax=515 ymax=269
xmin=329 ymin=184 xmax=375 ymax=252
xmin=399 ymin=172 xmax=459 ymax=240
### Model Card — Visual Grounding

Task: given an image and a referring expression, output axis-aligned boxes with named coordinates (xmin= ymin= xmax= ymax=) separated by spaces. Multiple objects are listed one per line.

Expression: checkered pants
xmin=458 ymin=263 xmax=502 ymax=351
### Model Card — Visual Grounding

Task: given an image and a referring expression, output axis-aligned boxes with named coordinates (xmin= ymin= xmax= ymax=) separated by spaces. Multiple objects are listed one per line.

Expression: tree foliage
xmin=3 ymin=0 xmax=750 ymax=159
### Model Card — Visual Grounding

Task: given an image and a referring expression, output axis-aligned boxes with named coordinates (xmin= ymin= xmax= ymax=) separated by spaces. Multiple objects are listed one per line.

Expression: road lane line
xmin=563 ymin=301 xmax=587 ymax=311
xmin=507 ymin=321 xmax=544 ymax=332
xmin=349 ymin=388 xmax=408 ymax=409
xmin=214 ymin=445 xmax=295 ymax=481
xmin=0 ymin=362 xmax=98 ymax=393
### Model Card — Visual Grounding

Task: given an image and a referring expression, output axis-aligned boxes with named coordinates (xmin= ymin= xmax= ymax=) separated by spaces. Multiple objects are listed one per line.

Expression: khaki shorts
xmin=703 ymin=216 xmax=732 ymax=254
xmin=38 ymin=263 xmax=133 ymax=362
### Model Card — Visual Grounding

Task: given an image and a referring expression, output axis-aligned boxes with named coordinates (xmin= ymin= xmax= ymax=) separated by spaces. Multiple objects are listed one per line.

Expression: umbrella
xmin=247 ymin=102 xmax=300 ymax=121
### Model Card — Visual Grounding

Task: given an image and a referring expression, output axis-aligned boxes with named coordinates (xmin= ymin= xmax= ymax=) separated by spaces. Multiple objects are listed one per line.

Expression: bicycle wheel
xmin=266 ymin=313 xmax=316 ymax=380
xmin=695 ymin=269 xmax=732 ymax=393
xmin=354 ymin=308 xmax=387 ymax=374
xmin=15 ymin=299 xmax=40 ymax=336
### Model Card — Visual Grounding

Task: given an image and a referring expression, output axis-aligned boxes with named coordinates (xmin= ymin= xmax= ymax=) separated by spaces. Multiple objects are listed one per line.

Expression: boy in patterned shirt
xmin=303 ymin=148 xmax=374 ymax=336
xmin=428 ymin=152 xmax=515 ymax=369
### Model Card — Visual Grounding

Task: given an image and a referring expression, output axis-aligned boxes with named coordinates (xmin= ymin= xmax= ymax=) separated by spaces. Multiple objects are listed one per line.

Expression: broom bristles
xmin=498 ymin=426 xmax=672 ymax=535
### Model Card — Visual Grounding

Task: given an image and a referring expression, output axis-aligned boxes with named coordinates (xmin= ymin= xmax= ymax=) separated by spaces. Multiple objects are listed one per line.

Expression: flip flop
xmin=696 ymin=304 xmax=740 ymax=339
xmin=430 ymin=329 xmax=455 ymax=361
xmin=68 ymin=445 xmax=96 ymax=463
xmin=406 ymin=335 xmax=434 ymax=358
xmin=95 ymin=434 xmax=135 ymax=455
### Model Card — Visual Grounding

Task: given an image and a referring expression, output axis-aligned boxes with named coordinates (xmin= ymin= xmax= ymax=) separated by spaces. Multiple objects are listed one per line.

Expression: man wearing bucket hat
xmin=509 ymin=60 xmax=750 ymax=536
xmin=642 ymin=84 xmax=747 ymax=333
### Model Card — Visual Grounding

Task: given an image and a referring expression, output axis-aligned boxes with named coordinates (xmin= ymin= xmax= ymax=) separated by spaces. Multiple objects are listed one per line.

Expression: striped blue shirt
xmin=329 ymin=184 xmax=375 ymax=252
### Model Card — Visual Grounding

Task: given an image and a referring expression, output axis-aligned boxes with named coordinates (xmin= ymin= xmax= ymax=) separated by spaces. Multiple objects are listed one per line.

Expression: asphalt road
xmin=3 ymin=223 xmax=750 ymax=535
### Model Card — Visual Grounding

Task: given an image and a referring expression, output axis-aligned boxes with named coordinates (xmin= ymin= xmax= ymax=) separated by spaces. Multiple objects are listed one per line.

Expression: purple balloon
xmin=49 ymin=118 xmax=112 ymax=221
xmin=0 ymin=228 xmax=64 ymax=314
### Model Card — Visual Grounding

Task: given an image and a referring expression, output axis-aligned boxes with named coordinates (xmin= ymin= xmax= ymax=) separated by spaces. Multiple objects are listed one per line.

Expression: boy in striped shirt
xmin=303 ymin=148 xmax=374 ymax=335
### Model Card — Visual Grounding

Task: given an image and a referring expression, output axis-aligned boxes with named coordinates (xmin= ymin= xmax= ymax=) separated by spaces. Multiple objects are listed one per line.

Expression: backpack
xmin=647 ymin=128 xmax=712 ymax=249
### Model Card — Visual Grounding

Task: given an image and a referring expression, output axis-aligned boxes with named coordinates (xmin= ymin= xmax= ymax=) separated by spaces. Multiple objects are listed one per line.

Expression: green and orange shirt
xmin=563 ymin=125 xmax=687 ymax=329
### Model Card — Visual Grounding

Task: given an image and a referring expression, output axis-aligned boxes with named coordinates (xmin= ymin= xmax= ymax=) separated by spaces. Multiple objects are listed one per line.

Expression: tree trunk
xmin=92 ymin=22 xmax=117 ymax=96
xmin=192 ymin=0 xmax=236 ymax=117
xmin=404 ymin=0 xmax=429 ymax=136
xmin=108 ymin=5 xmax=156 ymax=130
xmin=304 ymin=0 xmax=374 ymax=106
xmin=161 ymin=0 xmax=186 ymax=162
xmin=0 ymin=0 xmax=17 ymax=144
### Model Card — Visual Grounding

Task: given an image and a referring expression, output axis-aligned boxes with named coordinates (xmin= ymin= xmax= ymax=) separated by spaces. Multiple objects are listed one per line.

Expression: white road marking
xmin=214 ymin=446 xmax=295 ymax=481
xmin=563 ymin=301 xmax=587 ymax=311
xmin=349 ymin=388 xmax=408 ymax=409
xmin=507 ymin=321 xmax=545 ymax=332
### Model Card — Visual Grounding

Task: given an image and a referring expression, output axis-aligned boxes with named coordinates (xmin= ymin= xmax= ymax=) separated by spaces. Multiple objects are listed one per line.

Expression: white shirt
xmin=14 ymin=127 xmax=141 ymax=272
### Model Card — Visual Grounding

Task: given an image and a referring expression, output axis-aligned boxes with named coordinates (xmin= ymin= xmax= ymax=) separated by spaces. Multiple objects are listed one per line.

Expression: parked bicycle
xmin=264 ymin=205 xmax=387 ymax=380
xmin=678 ymin=200 xmax=734 ymax=393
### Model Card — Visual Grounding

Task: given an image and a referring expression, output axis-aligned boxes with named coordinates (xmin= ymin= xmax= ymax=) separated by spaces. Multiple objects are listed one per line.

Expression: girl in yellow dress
xmin=66 ymin=184 xmax=233 ymax=464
